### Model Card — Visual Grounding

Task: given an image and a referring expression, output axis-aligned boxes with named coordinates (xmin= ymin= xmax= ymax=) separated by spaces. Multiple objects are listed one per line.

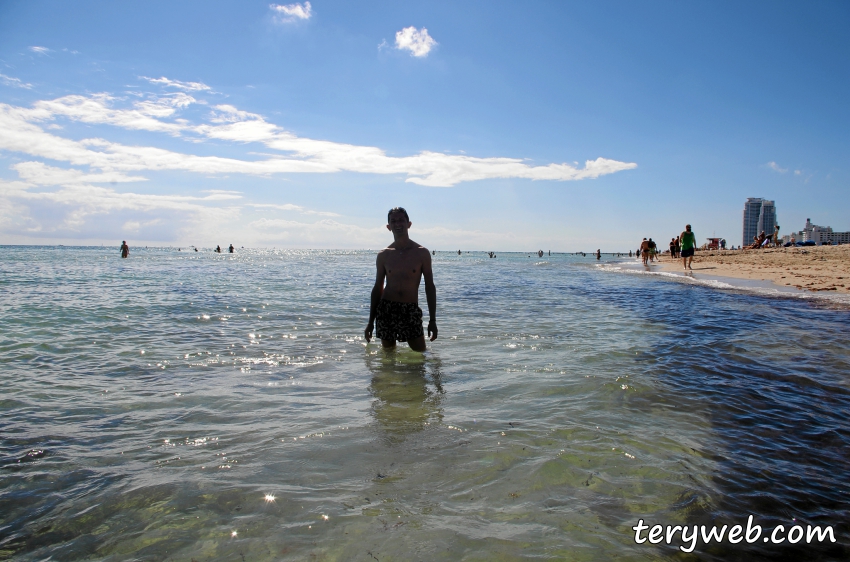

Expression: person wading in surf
xmin=365 ymin=207 xmax=437 ymax=352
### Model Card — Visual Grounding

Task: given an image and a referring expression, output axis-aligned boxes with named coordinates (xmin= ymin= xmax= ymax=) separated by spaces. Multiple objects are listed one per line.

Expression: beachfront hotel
xmin=742 ymin=197 xmax=777 ymax=246
xmin=784 ymin=218 xmax=850 ymax=245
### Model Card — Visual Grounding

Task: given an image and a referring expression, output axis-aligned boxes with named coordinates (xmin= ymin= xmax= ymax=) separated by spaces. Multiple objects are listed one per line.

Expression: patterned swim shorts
xmin=376 ymin=300 xmax=424 ymax=342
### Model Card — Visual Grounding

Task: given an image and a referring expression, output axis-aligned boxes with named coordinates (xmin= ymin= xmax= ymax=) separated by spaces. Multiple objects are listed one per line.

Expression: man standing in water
xmin=365 ymin=208 xmax=437 ymax=352
xmin=120 ymin=240 xmax=129 ymax=258
xmin=680 ymin=224 xmax=696 ymax=270
xmin=640 ymin=238 xmax=650 ymax=265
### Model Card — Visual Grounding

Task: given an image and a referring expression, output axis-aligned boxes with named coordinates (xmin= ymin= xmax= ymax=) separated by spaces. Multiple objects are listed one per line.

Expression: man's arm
xmin=422 ymin=250 xmax=438 ymax=341
xmin=365 ymin=252 xmax=386 ymax=342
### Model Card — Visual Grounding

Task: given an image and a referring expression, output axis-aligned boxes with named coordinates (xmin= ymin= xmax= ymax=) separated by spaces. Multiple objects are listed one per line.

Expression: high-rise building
xmin=742 ymin=198 xmax=776 ymax=246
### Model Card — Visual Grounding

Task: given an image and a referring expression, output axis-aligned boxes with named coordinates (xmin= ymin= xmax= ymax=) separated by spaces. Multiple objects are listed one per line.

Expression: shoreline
xmin=651 ymin=245 xmax=850 ymax=294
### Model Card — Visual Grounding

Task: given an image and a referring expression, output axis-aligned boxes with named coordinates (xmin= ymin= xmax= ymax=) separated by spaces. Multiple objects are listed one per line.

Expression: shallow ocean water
xmin=1 ymin=247 xmax=848 ymax=561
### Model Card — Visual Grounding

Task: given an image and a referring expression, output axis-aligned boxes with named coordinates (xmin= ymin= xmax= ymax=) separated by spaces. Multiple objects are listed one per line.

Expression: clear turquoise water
xmin=1 ymin=246 xmax=848 ymax=560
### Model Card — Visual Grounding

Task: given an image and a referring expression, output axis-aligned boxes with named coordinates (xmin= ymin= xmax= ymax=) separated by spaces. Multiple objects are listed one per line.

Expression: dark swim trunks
xmin=681 ymin=248 xmax=695 ymax=258
xmin=376 ymin=300 xmax=424 ymax=342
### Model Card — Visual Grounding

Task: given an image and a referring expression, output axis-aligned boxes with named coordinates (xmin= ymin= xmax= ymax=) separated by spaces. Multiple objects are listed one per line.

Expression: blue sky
xmin=1 ymin=0 xmax=848 ymax=250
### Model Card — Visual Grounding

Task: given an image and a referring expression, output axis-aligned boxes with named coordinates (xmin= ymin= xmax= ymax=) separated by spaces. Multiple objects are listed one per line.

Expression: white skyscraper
xmin=742 ymin=198 xmax=776 ymax=246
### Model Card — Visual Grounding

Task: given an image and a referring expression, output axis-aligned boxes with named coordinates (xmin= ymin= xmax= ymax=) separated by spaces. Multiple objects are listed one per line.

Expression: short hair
xmin=387 ymin=207 xmax=409 ymax=222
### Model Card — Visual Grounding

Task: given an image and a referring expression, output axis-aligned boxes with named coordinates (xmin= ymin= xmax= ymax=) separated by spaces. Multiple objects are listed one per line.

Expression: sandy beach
xmin=655 ymin=245 xmax=850 ymax=293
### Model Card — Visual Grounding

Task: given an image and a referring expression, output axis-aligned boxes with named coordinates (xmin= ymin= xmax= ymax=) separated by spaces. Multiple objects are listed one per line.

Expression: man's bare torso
xmin=378 ymin=240 xmax=429 ymax=303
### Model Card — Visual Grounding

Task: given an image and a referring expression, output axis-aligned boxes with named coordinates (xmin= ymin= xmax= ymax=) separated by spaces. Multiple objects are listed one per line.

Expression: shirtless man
xmin=120 ymin=240 xmax=129 ymax=258
xmin=640 ymin=238 xmax=650 ymax=265
xmin=365 ymin=207 xmax=437 ymax=352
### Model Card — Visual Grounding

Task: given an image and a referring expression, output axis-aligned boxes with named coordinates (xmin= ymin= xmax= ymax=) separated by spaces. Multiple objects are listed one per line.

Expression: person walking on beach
xmin=120 ymin=240 xmax=129 ymax=258
xmin=680 ymin=224 xmax=696 ymax=270
xmin=648 ymin=238 xmax=657 ymax=262
xmin=669 ymin=238 xmax=676 ymax=259
xmin=365 ymin=207 xmax=437 ymax=352
xmin=640 ymin=238 xmax=650 ymax=265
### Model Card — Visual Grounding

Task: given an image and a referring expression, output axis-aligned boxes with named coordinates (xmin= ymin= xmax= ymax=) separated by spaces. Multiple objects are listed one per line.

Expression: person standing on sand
xmin=680 ymin=224 xmax=696 ymax=270
xmin=120 ymin=241 xmax=129 ymax=258
xmin=365 ymin=207 xmax=437 ymax=352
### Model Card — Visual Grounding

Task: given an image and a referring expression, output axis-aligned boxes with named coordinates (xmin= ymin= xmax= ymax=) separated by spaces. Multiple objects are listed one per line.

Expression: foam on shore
xmin=598 ymin=258 xmax=850 ymax=309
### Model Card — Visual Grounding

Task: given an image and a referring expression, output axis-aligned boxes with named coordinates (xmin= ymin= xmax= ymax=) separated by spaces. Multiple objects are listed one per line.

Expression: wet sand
xmin=655 ymin=245 xmax=850 ymax=293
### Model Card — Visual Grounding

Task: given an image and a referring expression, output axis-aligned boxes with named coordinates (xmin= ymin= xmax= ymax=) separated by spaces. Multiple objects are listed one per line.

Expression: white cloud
xmin=0 ymin=90 xmax=636 ymax=189
xmin=25 ymin=93 xmax=192 ymax=135
xmin=248 ymin=203 xmax=340 ymax=216
xmin=766 ymin=161 xmax=787 ymax=173
xmin=13 ymin=161 xmax=148 ymax=185
xmin=123 ymin=218 xmax=161 ymax=233
xmin=270 ymin=2 xmax=312 ymax=23
xmin=0 ymin=73 xmax=32 ymax=89
xmin=395 ymin=27 xmax=437 ymax=58
xmin=0 ymin=172 xmax=239 ymax=233
xmin=29 ymin=46 xmax=51 ymax=54
xmin=141 ymin=76 xmax=211 ymax=92
xmin=794 ymin=169 xmax=802 ymax=176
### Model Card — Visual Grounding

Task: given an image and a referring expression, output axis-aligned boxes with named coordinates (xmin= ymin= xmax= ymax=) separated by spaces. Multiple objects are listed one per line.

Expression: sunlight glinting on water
xmin=1 ymin=247 xmax=848 ymax=560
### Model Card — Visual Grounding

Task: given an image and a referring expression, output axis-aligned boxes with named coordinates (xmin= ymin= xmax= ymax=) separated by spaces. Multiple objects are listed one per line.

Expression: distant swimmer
xmin=365 ymin=207 xmax=437 ymax=352
xmin=457 ymin=250 xmax=461 ymax=255
xmin=432 ymin=250 xmax=435 ymax=255
xmin=596 ymin=249 xmax=601 ymax=260
xmin=680 ymin=224 xmax=696 ymax=270
xmin=538 ymin=250 xmax=544 ymax=258
xmin=229 ymin=244 xmax=234 ymax=253
xmin=120 ymin=241 xmax=129 ymax=258
xmin=194 ymin=248 xmax=198 ymax=252
xmin=215 ymin=245 xmax=221 ymax=253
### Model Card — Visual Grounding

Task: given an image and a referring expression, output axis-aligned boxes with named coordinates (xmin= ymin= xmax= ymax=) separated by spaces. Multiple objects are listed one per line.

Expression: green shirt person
xmin=680 ymin=225 xmax=696 ymax=270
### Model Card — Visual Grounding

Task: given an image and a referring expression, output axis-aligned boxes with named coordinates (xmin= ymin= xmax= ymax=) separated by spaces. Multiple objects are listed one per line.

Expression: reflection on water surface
xmin=0 ymin=247 xmax=848 ymax=560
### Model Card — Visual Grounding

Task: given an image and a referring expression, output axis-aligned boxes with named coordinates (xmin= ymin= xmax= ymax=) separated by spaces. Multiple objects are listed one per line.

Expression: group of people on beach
xmin=637 ymin=225 xmax=697 ymax=270
xmin=747 ymin=225 xmax=781 ymax=249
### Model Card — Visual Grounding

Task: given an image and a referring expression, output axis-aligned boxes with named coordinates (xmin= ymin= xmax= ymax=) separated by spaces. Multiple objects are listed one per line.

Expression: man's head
xmin=388 ymin=207 xmax=409 ymax=222
xmin=387 ymin=207 xmax=411 ymax=238
xmin=685 ymin=224 xmax=692 ymax=231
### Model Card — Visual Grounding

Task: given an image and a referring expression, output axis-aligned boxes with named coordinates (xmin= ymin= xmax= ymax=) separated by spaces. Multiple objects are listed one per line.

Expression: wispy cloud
xmin=13 ymin=161 xmax=148 ymax=185
xmin=248 ymin=203 xmax=340 ymax=216
xmin=270 ymin=2 xmax=312 ymax=23
xmin=0 ymin=88 xmax=636 ymax=188
xmin=766 ymin=161 xmax=788 ymax=173
xmin=794 ymin=169 xmax=802 ymax=176
xmin=395 ymin=27 xmax=437 ymax=58
xmin=29 ymin=46 xmax=51 ymax=55
xmin=0 ymin=73 xmax=33 ymax=89
xmin=141 ymin=76 xmax=211 ymax=92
